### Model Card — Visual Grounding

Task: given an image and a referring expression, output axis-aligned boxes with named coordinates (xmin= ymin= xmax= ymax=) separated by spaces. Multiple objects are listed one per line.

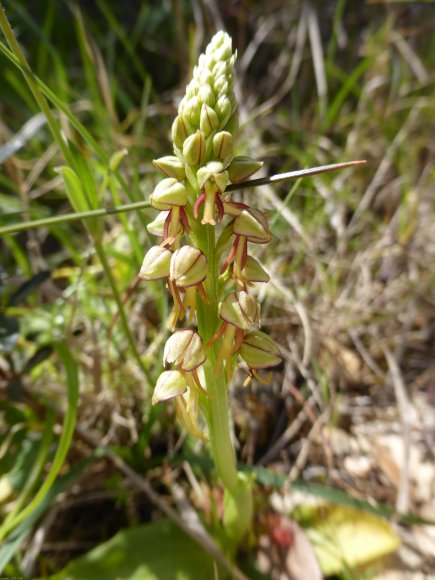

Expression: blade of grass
xmin=94 ymin=0 xmax=151 ymax=86
xmin=72 ymin=4 xmax=105 ymax=120
xmin=8 ymin=0 xmax=68 ymax=97
xmin=269 ymin=177 xmax=302 ymax=230
xmin=0 ymin=3 xmax=73 ymax=165
xmin=0 ymin=343 xmax=78 ymax=542
xmin=0 ymin=200 xmax=152 ymax=235
xmin=0 ymin=38 xmax=148 ymax=233
xmin=326 ymin=0 xmax=347 ymax=67
xmin=323 ymin=59 xmax=372 ymax=131
xmin=94 ymin=241 xmax=153 ymax=387
xmin=244 ymin=465 xmax=435 ymax=527
xmin=0 ymin=162 xmax=366 ymax=236
xmin=1 ymin=411 xmax=55 ymax=529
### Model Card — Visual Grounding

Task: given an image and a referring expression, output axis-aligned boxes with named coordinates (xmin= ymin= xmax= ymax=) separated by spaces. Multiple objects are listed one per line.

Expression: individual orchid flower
xmin=239 ymin=330 xmax=281 ymax=384
xmin=152 ymin=330 xmax=208 ymax=441
xmin=163 ymin=329 xmax=207 ymax=395
xmin=139 ymin=245 xmax=172 ymax=281
xmin=232 ymin=255 xmax=270 ymax=289
xmin=194 ymin=161 xmax=229 ymax=225
xmin=208 ymin=291 xmax=260 ymax=378
xmin=221 ymin=208 xmax=272 ymax=285
xmin=152 ymin=370 xmax=207 ymax=441
xmin=150 ymin=178 xmax=189 ymax=247
xmin=168 ymin=246 xmax=209 ymax=328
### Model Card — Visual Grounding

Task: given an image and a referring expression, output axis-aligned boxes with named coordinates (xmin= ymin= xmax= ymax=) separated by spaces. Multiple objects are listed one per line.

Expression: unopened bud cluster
xmin=139 ymin=32 xmax=280 ymax=438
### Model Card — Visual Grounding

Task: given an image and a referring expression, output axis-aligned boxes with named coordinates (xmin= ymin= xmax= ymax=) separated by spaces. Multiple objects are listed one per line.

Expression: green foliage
xmin=53 ymin=519 xmax=219 ymax=580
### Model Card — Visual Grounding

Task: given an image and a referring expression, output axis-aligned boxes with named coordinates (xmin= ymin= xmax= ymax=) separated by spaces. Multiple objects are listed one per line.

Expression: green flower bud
xmin=186 ymin=79 xmax=200 ymax=97
xmin=234 ymin=208 xmax=272 ymax=244
xmin=139 ymin=246 xmax=172 ymax=280
xmin=176 ymin=31 xmax=237 ymax=144
xmin=199 ymin=70 xmax=212 ymax=87
xmin=150 ymin=178 xmax=187 ymax=210
xmin=152 ymin=370 xmax=187 ymax=405
xmin=200 ymin=104 xmax=219 ymax=136
xmin=197 ymin=161 xmax=229 ymax=194
xmin=213 ymin=74 xmax=227 ymax=94
xmin=183 ymin=96 xmax=201 ymax=127
xmin=213 ymin=131 xmax=233 ymax=160
xmin=163 ymin=330 xmax=206 ymax=372
xmin=170 ymin=246 xmax=207 ymax=288
xmin=198 ymin=85 xmax=215 ymax=107
xmin=183 ymin=131 xmax=206 ymax=166
xmin=219 ymin=291 xmax=260 ymax=330
xmin=240 ymin=330 xmax=281 ymax=370
xmin=216 ymin=95 xmax=232 ymax=122
xmin=153 ymin=156 xmax=186 ymax=181
xmin=227 ymin=156 xmax=263 ymax=183
xmin=212 ymin=60 xmax=228 ymax=79
xmin=225 ymin=114 xmax=239 ymax=139
xmin=172 ymin=114 xmax=191 ymax=149
xmin=241 ymin=256 xmax=270 ymax=283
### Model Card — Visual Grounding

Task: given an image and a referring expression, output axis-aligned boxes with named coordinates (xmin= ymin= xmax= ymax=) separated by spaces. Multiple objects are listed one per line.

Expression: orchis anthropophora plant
xmin=139 ymin=31 xmax=364 ymax=545
xmin=140 ymin=31 xmax=274 ymax=542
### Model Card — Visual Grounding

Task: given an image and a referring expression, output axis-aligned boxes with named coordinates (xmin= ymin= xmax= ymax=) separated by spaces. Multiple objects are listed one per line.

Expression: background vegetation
xmin=1 ymin=1 xmax=434 ymax=578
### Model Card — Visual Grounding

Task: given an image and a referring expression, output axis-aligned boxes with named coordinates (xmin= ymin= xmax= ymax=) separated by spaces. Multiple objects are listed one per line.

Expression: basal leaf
xmin=53 ymin=519 xmax=219 ymax=580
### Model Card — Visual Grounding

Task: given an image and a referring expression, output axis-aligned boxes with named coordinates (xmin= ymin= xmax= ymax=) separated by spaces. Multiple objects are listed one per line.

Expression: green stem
xmin=194 ymin=224 xmax=253 ymax=543
xmin=195 ymin=225 xmax=238 ymax=492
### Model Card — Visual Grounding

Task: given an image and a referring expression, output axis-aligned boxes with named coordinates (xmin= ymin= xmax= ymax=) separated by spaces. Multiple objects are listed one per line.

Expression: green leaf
xmin=53 ymin=519 xmax=219 ymax=580
xmin=0 ymin=456 xmax=95 ymax=573
xmin=0 ymin=315 xmax=19 ymax=353
xmin=23 ymin=344 xmax=54 ymax=374
xmin=8 ymin=270 xmax=51 ymax=306
xmin=69 ymin=142 xmax=99 ymax=210
xmin=296 ymin=504 xmax=401 ymax=576
xmin=56 ymin=166 xmax=101 ymax=236
xmin=244 ymin=465 xmax=435 ymax=527
xmin=57 ymin=166 xmax=90 ymax=214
